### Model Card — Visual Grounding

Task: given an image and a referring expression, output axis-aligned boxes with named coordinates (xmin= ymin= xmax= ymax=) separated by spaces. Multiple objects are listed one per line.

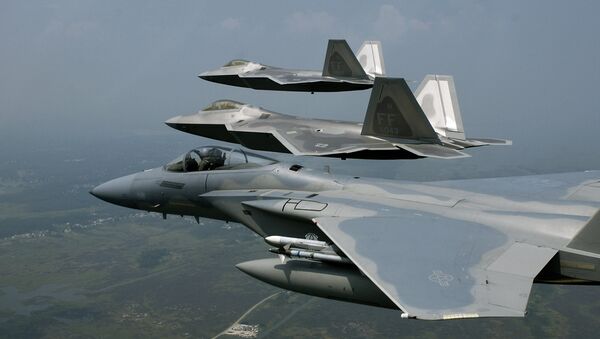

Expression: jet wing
xmin=268 ymin=72 xmax=372 ymax=85
xmin=238 ymin=67 xmax=373 ymax=85
xmin=166 ymin=113 xmax=469 ymax=159
xmin=234 ymin=120 xmax=396 ymax=156
xmin=429 ymin=170 xmax=600 ymax=203
xmin=231 ymin=120 xmax=469 ymax=159
xmin=313 ymin=214 xmax=557 ymax=320
xmin=240 ymin=69 xmax=374 ymax=85
xmin=240 ymin=69 xmax=325 ymax=84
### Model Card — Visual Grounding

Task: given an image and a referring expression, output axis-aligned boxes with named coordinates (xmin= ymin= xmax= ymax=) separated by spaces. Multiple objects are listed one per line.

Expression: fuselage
xmin=92 ymin=156 xmax=598 ymax=250
xmin=199 ymin=64 xmax=373 ymax=92
xmin=92 ymin=161 xmax=341 ymax=235
xmin=91 ymin=147 xmax=600 ymax=304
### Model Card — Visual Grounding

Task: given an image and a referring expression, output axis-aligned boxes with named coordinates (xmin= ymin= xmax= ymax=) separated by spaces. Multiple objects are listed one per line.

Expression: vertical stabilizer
xmin=415 ymin=75 xmax=465 ymax=140
xmin=361 ymin=78 xmax=438 ymax=141
xmin=356 ymin=41 xmax=385 ymax=77
xmin=322 ymin=40 xmax=369 ymax=79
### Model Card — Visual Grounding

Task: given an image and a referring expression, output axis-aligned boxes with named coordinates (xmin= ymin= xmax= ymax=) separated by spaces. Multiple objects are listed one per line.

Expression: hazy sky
xmin=1 ymin=1 xmax=599 ymax=173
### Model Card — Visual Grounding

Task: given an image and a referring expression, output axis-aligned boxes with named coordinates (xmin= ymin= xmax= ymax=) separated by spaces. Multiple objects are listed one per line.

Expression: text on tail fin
xmin=322 ymin=40 xmax=368 ymax=79
xmin=356 ymin=41 xmax=385 ymax=77
xmin=361 ymin=78 xmax=438 ymax=140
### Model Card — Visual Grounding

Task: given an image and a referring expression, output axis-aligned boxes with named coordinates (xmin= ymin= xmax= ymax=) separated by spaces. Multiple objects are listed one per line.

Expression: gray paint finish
xmin=166 ymin=77 xmax=510 ymax=160
xmin=91 ymin=146 xmax=600 ymax=320
xmin=199 ymin=40 xmax=378 ymax=92
xmin=316 ymin=215 xmax=511 ymax=318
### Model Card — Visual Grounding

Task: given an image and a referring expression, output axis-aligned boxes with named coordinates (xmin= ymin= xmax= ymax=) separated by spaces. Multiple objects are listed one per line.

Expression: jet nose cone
xmin=164 ymin=116 xmax=184 ymax=130
xmin=164 ymin=115 xmax=181 ymax=125
xmin=198 ymin=70 xmax=215 ymax=79
xmin=165 ymin=115 xmax=198 ymax=133
xmin=90 ymin=174 xmax=135 ymax=206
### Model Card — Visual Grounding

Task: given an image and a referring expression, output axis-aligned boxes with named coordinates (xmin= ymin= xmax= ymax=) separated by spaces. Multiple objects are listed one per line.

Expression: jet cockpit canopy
xmin=221 ymin=59 xmax=264 ymax=72
xmin=223 ymin=59 xmax=251 ymax=67
xmin=165 ymin=146 xmax=277 ymax=173
xmin=202 ymin=100 xmax=244 ymax=111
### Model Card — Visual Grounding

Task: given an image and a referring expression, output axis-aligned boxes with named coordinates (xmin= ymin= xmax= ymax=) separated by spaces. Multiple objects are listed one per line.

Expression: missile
xmin=264 ymin=235 xmax=329 ymax=251
xmin=269 ymin=247 xmax=352 ymax=265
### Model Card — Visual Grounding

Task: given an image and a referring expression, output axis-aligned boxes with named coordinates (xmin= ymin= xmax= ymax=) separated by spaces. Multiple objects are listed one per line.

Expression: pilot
xmin=198 ymin=147 xmax=225 ymax=171
xmin=184 ymin=154 xmax=200 ymax=172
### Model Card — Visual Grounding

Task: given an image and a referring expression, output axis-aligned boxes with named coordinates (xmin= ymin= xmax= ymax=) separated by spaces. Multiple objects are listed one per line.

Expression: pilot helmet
xmin=198 ymin=147 xmax=222 ymax=159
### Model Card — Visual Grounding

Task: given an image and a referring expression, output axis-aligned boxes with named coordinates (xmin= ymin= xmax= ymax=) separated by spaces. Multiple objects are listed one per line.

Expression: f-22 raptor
xmin=91 ymin=146 xmax=600 ymax=320
xmin=199 ymin=40 xmax=385 ymax=92
xmin=167 ymin=77 xmax=510 ymax=159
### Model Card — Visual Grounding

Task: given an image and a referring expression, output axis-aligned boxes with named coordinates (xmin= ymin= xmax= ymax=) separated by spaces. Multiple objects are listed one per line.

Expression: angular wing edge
xmin=235 ymin=128 xmax=399 ymax=157
xmin=313 ymin=215 xmax=557 ymax=320
xmin=568 ymin=209 xmax=600 ymax=253
xmin=264 ymin=130 xmax=467 ymax=158
xmin=395 ymin=144 xmax=470 ymax=159
xmin=466 ymin=138 xmax=513 ymax=146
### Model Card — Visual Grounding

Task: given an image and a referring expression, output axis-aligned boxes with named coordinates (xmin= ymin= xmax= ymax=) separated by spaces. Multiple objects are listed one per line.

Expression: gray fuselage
xmin=91 ymin=148 xmax=600 ymax=311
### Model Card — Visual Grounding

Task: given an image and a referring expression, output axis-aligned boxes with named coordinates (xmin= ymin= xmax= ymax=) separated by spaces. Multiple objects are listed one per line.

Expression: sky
xmin=1 ymin=0 xmax=599 ymax=174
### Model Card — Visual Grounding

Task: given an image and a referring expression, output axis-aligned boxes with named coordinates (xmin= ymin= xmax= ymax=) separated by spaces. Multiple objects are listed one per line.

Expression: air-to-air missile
xmin=264 ymin=235 xmax=329 ymax=251
xmin=265 ymin=235 xmax=350 ymax=264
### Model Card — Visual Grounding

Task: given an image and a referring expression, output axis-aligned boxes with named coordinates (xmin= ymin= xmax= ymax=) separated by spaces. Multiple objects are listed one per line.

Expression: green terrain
xmin=1 ymin=136 xmax=600 ymax=338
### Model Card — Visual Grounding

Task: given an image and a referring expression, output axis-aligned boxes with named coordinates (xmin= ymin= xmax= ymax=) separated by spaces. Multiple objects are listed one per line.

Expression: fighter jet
xmin=199 ymin=40 xmax=385 ymax=92
xmin=166 ymin=76 xmax=510 ymax=160
xmin=91 ymin=146 xmax=600 ymax=320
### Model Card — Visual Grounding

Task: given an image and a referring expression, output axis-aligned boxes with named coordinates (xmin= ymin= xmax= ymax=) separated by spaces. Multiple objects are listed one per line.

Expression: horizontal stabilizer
xmin=466 ymin=138 xmax=512 ymax=146
xmin=396 ymin=144 xmax=469 ymax=159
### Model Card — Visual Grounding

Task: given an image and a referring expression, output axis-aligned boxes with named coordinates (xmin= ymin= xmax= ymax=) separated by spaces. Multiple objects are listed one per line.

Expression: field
xmin=1 ymin=136 xmax=600 ymax=338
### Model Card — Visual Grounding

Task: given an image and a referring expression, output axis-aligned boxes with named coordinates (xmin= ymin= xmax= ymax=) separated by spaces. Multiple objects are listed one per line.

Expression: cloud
xmin=373 ymin=4 xmax=430 ymax=39
xmin=220 ymin=17 xmax=241 ymax=30
xmin=286 ymin=10 xmax=337 ymax=34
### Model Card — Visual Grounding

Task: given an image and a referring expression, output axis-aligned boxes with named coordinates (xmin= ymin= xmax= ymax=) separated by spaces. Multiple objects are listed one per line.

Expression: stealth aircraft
xmin=199 ymin=40 xmax=385 ymax=92
xmin=167 ymin=77 xmax=510 ymax=159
